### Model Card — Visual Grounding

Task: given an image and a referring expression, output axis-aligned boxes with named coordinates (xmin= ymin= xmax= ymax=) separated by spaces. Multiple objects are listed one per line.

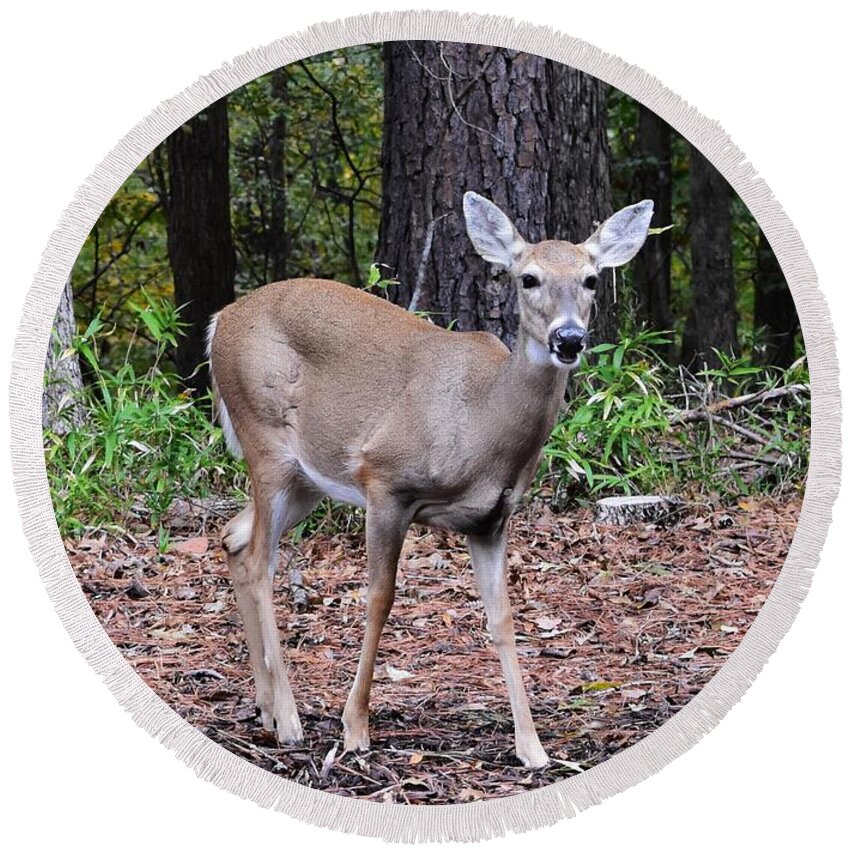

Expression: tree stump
xmin=595 ymin=495 xmax=685 ymax=527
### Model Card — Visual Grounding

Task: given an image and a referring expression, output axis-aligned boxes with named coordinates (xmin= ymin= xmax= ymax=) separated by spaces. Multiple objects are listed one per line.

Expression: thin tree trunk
xmin=754 ymin=228 xmax=798 ymax=367
xmin=632 ymin=104 xmax=673 ymax=346
xmin=43 ymin=278 xmax=85 ymax=435
xmin=377 ymin=42 xmax=551 ymax=348
xmin=165 ymin=97 xmax=236 ymax=396
xmin=546 ymin=63 xmax=616 ymax=345
xmin=681 ymin=145 xmax=737 ymax=369
xmin=268 ymin=69 xmax=289 ymax=283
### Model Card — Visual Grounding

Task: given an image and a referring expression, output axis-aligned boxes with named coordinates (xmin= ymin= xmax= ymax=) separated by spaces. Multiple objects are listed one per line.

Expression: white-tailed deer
xmin=208 ymin=192 xmax=653 ymax=768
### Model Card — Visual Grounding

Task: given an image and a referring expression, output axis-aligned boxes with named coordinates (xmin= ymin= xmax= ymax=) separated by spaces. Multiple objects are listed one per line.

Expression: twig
xmin=409 ymin=214 xmax=448 ymax=313
xmin=438 ymin=44 xmax=504 ymax=147
xmin=721 ymin=450 xmax=790 ymax=467
xmin=683 ymin=412 xmax=773 ymax=446
xmin=673 ymin=383 xmax=808 ymax=423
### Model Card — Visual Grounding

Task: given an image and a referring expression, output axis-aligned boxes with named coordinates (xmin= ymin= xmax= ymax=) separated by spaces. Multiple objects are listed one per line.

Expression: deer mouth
xmin=547 ymin=325 xmax=587 ymax=367
xmin=549 ymin=347 xmax=581 ymax=368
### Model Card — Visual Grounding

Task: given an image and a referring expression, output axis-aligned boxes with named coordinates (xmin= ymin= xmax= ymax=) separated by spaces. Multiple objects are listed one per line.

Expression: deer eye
xmin=583 ymin=274 xmax=599 ymax=291
xmin=521 ymin=274 xmax=540 ymax=289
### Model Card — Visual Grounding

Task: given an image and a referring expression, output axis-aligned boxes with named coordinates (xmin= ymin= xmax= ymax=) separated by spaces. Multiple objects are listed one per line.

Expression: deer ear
xmin=584 ymin=200 xmax=654 ymax=269
xmin=463 ymin=192 xmax=525 ymax=268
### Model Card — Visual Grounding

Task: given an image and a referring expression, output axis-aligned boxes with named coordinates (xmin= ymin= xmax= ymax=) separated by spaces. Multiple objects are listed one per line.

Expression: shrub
xmin=543 ymin=331 xmax=676 ymax=501
xmin=46 ymin=302 xmax=809 ymax=541
xmin=542 ymin=332 xmax=810 ymax=504
xmin=45 ymin=293 xmax=246 ymax=537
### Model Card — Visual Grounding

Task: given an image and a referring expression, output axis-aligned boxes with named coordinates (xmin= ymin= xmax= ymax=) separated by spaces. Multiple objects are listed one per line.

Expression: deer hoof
xmin=342 ymin=716 xmax=370 ymax=753
xmin=517 ymin=740 xmax=549 ymax=770
xmin=273 ymin=708 xmax=303 ymax=745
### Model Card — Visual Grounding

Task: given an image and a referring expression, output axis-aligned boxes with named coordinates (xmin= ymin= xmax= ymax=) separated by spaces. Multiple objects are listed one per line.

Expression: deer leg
xmin=468 ymin=531 xmax=549 ymax=769
xmin=222 ymin=474 xmax=319 ymax=742
xmin=222 ymin=502 xmax=275 ymax=728
xmin=342 ymin=498 xmax=407 ymax=752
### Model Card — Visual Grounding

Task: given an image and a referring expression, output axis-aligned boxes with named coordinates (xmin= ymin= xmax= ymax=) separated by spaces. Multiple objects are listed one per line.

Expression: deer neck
xmin=487 ymin=326 xmax=569 ymax=438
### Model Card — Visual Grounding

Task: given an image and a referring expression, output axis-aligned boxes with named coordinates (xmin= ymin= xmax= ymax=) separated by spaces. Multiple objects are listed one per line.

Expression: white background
xmin=1 ymin=1 xmax=846 ymax=847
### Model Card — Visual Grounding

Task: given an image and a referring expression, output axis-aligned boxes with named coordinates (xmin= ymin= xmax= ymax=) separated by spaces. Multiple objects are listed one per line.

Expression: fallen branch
xmin=683 ymin=412 xmax=773 ymax=446
xmin=673 ymin=383 xmax=808 ymax=423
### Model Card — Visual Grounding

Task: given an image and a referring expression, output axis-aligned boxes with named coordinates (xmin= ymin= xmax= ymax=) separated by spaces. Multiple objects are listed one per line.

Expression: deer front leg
xmin=342 ymin=498 xmax=407 ymax=752
xmin=468 ymin=531 xmax=549 ymax=769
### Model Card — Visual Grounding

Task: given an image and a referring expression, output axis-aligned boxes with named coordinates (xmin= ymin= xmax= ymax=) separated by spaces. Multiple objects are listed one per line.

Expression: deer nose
xmin=549 ymin=325 xmax=588 ymax=361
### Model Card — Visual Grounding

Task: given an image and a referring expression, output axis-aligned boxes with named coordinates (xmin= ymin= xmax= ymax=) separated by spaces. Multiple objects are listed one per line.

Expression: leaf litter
xmin=67 ymin=494 xmax=799 ymax=804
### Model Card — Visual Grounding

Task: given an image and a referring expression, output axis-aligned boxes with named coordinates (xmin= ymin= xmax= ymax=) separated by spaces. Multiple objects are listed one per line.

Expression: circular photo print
xmin=44 ymin=38 xmax=809 ymax=808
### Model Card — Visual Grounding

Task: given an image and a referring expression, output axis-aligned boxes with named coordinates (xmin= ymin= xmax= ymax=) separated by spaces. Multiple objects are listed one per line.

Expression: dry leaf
xmin=535 ymin=615 xmax=562 ymax=632
xmin=386 ymin=664 xmax=413 ymax=682
xmin=170 ymin=536 xmax=209 ymax=555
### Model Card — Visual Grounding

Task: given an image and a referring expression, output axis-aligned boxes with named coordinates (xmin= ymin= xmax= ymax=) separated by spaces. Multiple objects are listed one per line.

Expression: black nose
xmin=549 ymin=326 xmax=587 ymax=360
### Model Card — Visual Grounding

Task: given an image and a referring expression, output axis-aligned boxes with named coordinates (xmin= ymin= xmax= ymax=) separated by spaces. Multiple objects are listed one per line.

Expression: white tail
xmin=206 ymin=314 xmax=243 ymax=459
xmin=208 ymin=192 xmax=653 ymax=768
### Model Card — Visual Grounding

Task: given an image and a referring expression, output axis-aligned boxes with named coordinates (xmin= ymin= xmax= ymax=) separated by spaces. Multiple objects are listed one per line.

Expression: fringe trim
xmin=8 ymin=9 xmax=840 ymax=843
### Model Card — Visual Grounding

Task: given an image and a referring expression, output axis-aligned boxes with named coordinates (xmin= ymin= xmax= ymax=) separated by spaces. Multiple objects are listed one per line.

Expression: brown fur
xmin=209 ymin=193 xmax=653 ymax=768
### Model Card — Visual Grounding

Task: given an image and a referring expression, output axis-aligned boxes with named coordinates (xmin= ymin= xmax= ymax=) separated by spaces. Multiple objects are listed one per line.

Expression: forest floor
xmin=67 ymin=493 xmax=800 ymax=804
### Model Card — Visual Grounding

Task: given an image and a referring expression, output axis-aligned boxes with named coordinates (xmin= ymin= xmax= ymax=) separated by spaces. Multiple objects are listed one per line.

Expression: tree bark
xmin=165 ymin=97 xmax=236 ymax=396
xmin=632 ymin=104 xmax=673 ymax=345
xmin=378 ymin=45 xmax=616 ymax=350
xmin=377 ymin=42 xmax=552 ymax=348
xmin=754 ymin=228 xmax=798 ymax=367
xmin=546 ymin=63 xmax=616 ymax=345
xmin=681 ymin=145 xmax=738 ymax=369
xmin=43 ymin=278 xmax=85 ymax=435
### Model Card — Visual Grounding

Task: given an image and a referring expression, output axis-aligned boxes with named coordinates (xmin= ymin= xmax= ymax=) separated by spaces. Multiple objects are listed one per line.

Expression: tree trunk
xmin=268 ymin=69 xmax=289 ymax=283
xmin=681 ymin=145 xmax=737 ymax=369
xmin=545 ymin=63 xmax=616 ymax=345
xmin=43 ymin=278 xmax=85 ymax=435
xmin=377 ymin=42 xmax=552 ymax=348
xmin=754 ymin=228 xmax=798 ymax=367
xmin=165 ymin=97 xmax=236 ymax=396
xmin=632 ymin=104 xmax=673 ymax=345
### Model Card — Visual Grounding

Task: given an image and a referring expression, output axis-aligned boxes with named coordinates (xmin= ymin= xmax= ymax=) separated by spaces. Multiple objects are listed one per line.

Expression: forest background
xmin=43 ymin=41 xmax=809 ymax=539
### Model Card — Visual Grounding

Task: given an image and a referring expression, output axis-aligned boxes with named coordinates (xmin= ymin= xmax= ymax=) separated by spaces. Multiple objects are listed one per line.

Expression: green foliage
xmin=70 ymin=171 xmax=170 ymax=371
xmin=542 ymin=332 xmax=810 ymax=503
xmin=229 ymin=46 xmax=383 ymax=290
xmin=364 ymin=262 xmax=399 ymax=295
xmin=544 ymin=331 xmax=675 ymax=497
xmin=45 ymin=296 xmax=247 ymax=537
xmin=671 ymin=351 xmax=810 ymax=498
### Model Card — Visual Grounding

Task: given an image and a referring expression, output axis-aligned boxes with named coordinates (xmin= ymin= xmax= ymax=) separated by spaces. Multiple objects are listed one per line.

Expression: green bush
xmin=45 ymin=293 xmax=246 ymax=538
xmin=670 ymin=350 xmax=810 ymax=499
xmin=542 ymin=332 xmax=810 ymax=503
xmin=544 ymin=331 xmax=676 ymax=499
xmin=46 ymin=304 xmax=809 ymax=542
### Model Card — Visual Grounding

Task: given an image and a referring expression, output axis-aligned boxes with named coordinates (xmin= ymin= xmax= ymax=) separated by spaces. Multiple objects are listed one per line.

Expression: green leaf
xmin=366 ymin=262 xmax=381 ymax=288
xmin=582 ymin=681 xmax=621 ymax=692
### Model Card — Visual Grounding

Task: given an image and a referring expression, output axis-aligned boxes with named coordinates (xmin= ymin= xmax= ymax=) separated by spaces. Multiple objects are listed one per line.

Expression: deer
xmin=207 ymin=192 xmax=654 ymax=769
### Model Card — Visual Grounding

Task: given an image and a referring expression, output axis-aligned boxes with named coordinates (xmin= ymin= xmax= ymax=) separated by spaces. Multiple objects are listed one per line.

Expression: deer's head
xmin=463 ymin=192 xmax=654 ymax=369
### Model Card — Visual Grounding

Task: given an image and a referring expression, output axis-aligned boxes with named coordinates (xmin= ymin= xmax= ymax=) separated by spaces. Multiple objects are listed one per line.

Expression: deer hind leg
xmin=222 ymin=501 xmax=275 ymax=729
xmin=468 ymin=531 xmax=549 ymax=769
xmin=342 ymin=496 xmax=408 ymax=752
xmin=222 ymin=470 xmax=320 ymax=742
